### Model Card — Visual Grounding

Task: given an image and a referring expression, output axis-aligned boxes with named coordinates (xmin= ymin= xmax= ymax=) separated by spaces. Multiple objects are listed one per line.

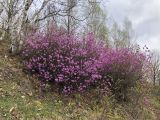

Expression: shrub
xmin=22 ymin=27 xmax=147 ymax=100
xmin=22 ymin=30 xmax=106 ymax=94
xmin=99 ymin=48 xmax=146 ymax=101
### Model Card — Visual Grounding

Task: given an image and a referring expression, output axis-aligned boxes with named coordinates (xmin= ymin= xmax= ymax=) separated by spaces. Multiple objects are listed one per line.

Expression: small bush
xmin=100 ymin=48 xmax=146 ymax=101
xmin=22 ymin=27 xmax=147 ymax=100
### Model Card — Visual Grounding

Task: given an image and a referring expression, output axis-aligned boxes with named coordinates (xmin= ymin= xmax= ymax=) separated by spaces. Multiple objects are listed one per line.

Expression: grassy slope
xmin=0 ymin=43 xmax=160 ymax=120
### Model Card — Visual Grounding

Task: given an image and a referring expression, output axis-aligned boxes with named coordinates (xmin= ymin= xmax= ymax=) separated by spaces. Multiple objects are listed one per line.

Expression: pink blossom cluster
xmin=22 ymin=28 xmax=147 ymax=95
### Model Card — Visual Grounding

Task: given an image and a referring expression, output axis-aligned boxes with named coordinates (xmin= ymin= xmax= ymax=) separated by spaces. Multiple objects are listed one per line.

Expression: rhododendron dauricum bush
xmin=22 ymin=29 xmax=147 ymax=96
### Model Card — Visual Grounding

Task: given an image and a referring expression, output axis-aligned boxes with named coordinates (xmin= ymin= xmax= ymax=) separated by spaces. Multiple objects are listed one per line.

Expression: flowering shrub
xmin=22 ymin=28 xmax=147 ymax=99
xmin=22 ymin=31 xmax=105 ymax=94
xmin=99 ymin=48 xmax=146 ymax=100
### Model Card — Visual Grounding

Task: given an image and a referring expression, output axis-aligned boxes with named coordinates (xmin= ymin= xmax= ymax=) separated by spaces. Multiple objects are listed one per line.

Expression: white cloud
xmin=105 ymin=0 xmax=160 ymax=52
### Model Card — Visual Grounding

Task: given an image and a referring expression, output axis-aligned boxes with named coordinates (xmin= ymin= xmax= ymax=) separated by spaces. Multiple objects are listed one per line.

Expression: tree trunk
xmin=67 ymin=0 xmax=71 ymax=34
xmin=153 ymin=70 xmax=156 ymax=86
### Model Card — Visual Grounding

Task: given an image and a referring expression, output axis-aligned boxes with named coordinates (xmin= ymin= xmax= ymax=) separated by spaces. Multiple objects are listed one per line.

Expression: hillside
xmin=0 ymin=42 xmax=160 ymax=120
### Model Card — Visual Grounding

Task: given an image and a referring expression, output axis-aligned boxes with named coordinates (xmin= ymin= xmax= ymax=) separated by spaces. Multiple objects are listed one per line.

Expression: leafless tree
xmin=0 ymin=0 xmax=101 ymax=54
xmin=111 ymin=18 xmax=135 ymax=49
xmin=150 ymin=50 xmax=160 ymax=86
xmin=85 ymin=0 xmax=109 ymax=43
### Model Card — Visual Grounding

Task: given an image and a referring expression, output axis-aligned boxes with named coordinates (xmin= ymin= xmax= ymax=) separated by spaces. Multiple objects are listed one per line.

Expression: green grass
xmin=0 ymin=59 xmax=104 ymax=120
xmin=0 ymin=79 xmax=116 ymax=119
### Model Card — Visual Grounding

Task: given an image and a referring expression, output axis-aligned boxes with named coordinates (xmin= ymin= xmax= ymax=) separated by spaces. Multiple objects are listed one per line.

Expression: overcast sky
xmin=105 ymin=0 xmax=160 ymax=52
